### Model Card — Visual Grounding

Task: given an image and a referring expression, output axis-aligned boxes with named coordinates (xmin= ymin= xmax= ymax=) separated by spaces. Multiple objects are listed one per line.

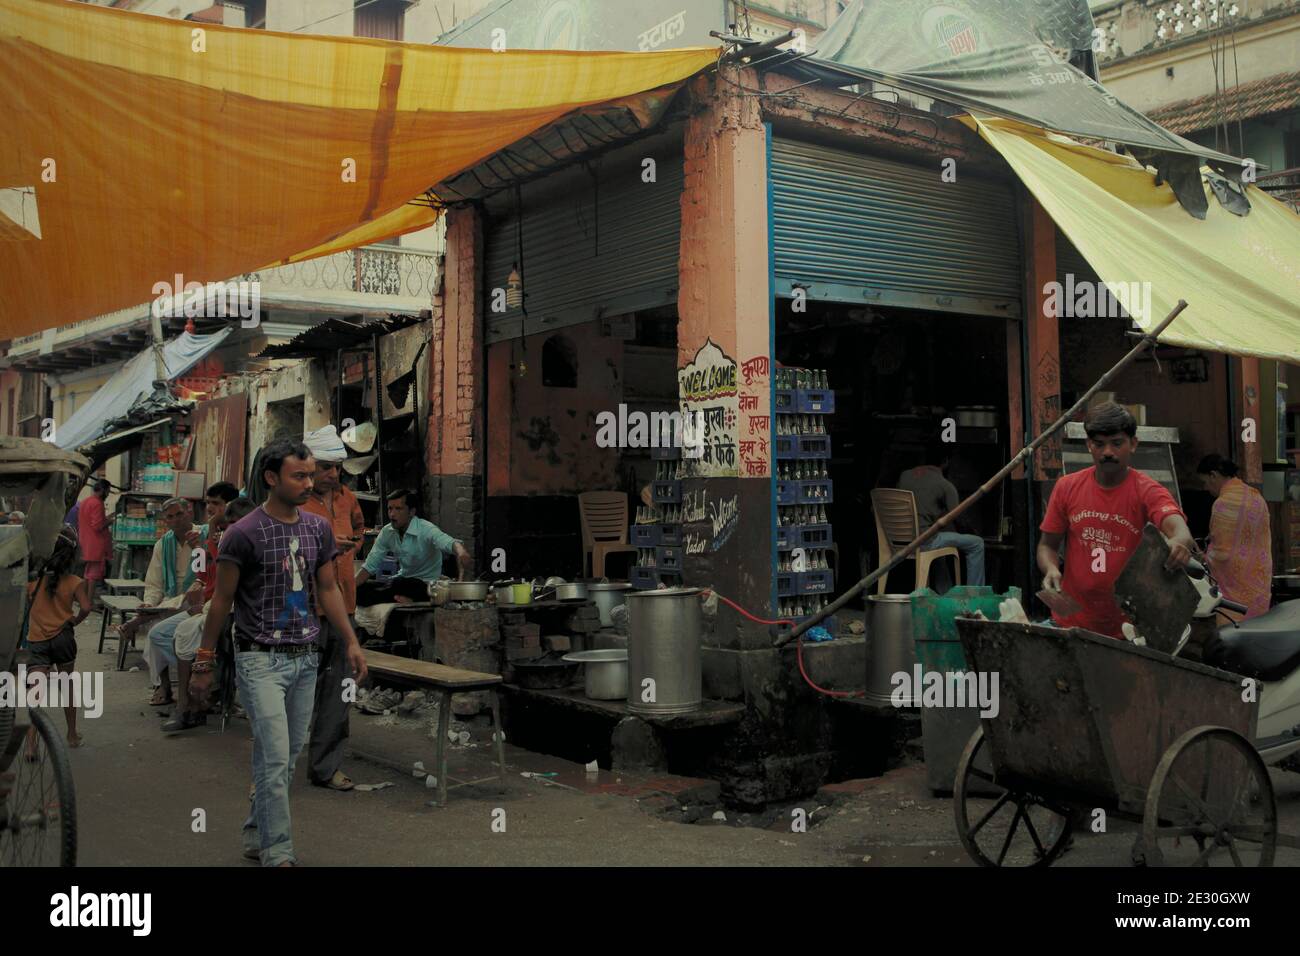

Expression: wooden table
xmin=98 ymin=596 xmax=175 ymax=670
xmin=104 ymin=578 xmax=145 ymax=596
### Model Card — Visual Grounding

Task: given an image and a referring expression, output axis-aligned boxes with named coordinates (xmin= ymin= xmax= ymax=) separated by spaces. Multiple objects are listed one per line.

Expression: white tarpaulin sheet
xmin=57 ymin=329 xmax=232 ymax=450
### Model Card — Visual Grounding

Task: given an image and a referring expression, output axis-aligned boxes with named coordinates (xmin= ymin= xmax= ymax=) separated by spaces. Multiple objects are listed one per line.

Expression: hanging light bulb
xmin=1155 ymin=8 xmax=1166 ymax=19
xmin=1192 ymin=13 xmax=1202 ymax=26
xmin=506 ymin=265 xmax=522 ymax=309
xmin=1157 ymin=24 xmax=1168 ymax=37
xmin=1173 ymin=2 xmax=1184 ymax=15
xmin=1210 ymin=9 xmax=1219 ymax=22
xmin=1228 ymin=3 xmax=1239 ymax=16
xmin=1174 ymin=19 xmax=1185 ymax=32
xmin=1191 ymin=0 xmax=1200 ymax=10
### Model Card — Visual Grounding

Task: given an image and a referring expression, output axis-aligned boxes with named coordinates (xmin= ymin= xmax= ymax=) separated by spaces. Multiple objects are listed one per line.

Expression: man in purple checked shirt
xmin=189 ymin=438 xmax=367 ymax=867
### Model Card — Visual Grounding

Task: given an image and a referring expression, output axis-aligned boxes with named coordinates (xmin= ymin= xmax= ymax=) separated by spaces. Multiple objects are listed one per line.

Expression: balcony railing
xmin=9 ymin=244 xmax=441 ymax=355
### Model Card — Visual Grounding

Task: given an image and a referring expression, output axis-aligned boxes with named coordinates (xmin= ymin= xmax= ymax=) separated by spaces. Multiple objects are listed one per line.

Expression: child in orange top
xmin=25 ymin=525 xmax=92 ymax=749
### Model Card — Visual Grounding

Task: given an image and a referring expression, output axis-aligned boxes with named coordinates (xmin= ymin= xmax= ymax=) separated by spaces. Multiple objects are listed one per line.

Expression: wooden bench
xmin=362 ymin=650 xmax=507 ymax=807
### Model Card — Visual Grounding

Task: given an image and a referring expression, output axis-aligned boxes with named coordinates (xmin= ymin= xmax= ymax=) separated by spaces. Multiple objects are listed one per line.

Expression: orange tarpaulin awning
xmin=0 ymin=0 xmax=718 ymax=337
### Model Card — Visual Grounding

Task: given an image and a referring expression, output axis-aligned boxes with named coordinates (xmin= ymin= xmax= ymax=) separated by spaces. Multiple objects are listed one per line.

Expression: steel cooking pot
xmin=564 ymin=649 xmax=628 ymax=700
xmin=587 ymin=581 xmax=632 ymax=626
xmin=446 ymin=580 xmax=490 ymax=602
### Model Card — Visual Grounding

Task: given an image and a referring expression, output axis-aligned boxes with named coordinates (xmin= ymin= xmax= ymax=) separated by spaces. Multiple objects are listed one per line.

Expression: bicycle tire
xmin=4 ymin=709 xmax=77 ymax=867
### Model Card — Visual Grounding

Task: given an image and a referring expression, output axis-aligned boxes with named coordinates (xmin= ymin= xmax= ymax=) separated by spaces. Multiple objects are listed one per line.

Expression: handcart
xmin=951 ymin=617 xmax=1296 ymax=867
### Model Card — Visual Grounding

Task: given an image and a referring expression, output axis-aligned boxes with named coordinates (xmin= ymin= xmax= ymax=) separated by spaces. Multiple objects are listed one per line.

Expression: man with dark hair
xmin=188 ymin=438 xmax=367 ymax=866
xmin=1038 ymin=401 xmax=1196 ymax=638
xmin=77 ymin=477 xmax=114 ymax=607
xmin=204 ymin=481 xmax=240 ymax=525
xmin=354 ymin=488 xmax=472 ymax=605
xmin=897 ymin=442 xmax=985 ymax=587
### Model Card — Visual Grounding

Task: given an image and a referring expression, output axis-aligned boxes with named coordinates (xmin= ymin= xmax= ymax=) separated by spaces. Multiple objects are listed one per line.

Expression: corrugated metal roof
xmin=256 ymin=314 xmax=425 ymax=359
xmin=1146 ymin=71 xmax=1300 ymax=136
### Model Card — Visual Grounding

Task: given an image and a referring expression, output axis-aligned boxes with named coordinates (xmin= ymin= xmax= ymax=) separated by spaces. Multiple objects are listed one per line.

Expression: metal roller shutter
xmin=483 ymin=133 xmax=684 ymax=344
xmin=770 ymin=136 xmax=1022 ymax=318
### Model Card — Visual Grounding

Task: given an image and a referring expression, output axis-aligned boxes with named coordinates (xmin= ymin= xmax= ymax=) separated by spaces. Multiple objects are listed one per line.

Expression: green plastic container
xmin=911 ymin=586 xmax=1021 ymax=673
xmin=910 ymin=585 xmax=1022 ymax=794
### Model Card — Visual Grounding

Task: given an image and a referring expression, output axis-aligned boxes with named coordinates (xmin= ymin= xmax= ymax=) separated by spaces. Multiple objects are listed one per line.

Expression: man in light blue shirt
xmin=355 ymin=489 xmax=472 ymax=605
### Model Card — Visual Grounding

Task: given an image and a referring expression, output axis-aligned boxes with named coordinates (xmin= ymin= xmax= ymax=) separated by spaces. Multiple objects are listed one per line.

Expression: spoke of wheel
xmin=997 ymin=804 xmax=1025 ymax=866
xmin=1020 ymin=803 xmax=1048 ymax=857
xmin=1227 ymin=824 xmax=1270 ymax=842
xmin=969 ymin=792 xmax=1013 ymax=838
xmin=1225 ymin=834 xmax=1244 ymax=867
xmin=967 ymin=765 xmax=997 ymax=784
xmin=1171 ymin=774 xmax=1221 ymax=829
xmin=1193 ymin=838 xmax=1218 ymax=867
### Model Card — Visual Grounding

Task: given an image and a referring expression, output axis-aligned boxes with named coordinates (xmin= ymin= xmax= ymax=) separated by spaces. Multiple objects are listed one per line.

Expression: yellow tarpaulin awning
xmin=964 ymin=114 xmax=1300 ymax=363
xmin=0 ymin=0 xmax=718 ymax=337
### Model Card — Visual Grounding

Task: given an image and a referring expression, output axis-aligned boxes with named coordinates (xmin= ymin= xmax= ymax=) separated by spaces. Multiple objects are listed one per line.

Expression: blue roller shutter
xmin=770 ymin=136 xmax=1022 ymax=318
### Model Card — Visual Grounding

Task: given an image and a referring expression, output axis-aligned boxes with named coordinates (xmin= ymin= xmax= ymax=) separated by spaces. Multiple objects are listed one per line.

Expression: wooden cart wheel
xmin=1143 ymin=725 xmax=1276 ymax=867
xmin=953 ymin=726 xmax=1073 ymax=867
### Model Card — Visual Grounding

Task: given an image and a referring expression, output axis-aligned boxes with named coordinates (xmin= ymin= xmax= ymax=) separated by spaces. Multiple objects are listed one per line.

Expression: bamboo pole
xmin=776 ymin=300 xmax=1188 ymax=647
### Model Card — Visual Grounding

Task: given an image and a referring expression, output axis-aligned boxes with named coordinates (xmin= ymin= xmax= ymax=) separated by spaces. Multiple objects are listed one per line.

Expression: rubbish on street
xmin=354 ymin=782 xmax=395 ymax=793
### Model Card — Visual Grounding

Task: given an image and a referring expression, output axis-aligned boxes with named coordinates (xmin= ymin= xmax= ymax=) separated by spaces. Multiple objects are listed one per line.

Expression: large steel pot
xmin=564 ymin=649 xmax=628 ymax=700
xmin=587 ymin=582 xmax=632 ymax=626
xmin=626 ymin=587 xmax=702 ymax=715
xmin=865 ymin=594 xmax=918 ymax=706
xmin=446 ymin=580 xmax=490 ymax=602
xmin=535 ymin=580 xmax=588 ymax=602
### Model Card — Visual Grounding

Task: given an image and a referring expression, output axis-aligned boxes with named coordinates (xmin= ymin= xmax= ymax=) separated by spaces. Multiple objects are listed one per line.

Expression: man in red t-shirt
xmin=1038 ymin=402 xmax=1197 ymax=638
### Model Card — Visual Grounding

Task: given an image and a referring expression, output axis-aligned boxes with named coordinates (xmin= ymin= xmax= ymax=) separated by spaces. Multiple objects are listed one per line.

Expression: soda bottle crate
xmin=656 ymin=570 xmax=684 ymax=588
xmin=796 ymin=524 xmax=833 ymax=549
xmin=659 ymin=524 xmax=682 ymax=547
xmin=630 ymin=566 xmax=659 ymax=590
xmin=631 ymin=524 xmax=661 ymax=547
xmin=794 ymin=389 xmax=835 ymax=414
xmin=795 ymin=479 xmax=832 ymax=504
xmin=775 ymin=389 xmax=794 ymax=413
xmin=796 ymin=435 xmax=831 ymax=459
xmin=798 ymin=569 xmax=833 ymax=595
xmin=776 ymin=571 xmax=798 ymax=597
xmin=651 ymin=479 xmax=682 ymax=504
xmin=776 ymin=480 xmax=797 ymax=506
xmin=650 ymin=444 xmax=682 ymax=460
xmin=655 ymin=545 xmax=681 ymax=571
xmin=776 ymin=525 xmax=793 ymax=550
xmin=774 ymin=435 xmax=797 ymax=459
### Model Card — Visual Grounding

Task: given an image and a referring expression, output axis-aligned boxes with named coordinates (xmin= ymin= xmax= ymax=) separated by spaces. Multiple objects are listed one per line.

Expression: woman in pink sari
xmin=1198 ymin=455 xmax=1272 ymax=620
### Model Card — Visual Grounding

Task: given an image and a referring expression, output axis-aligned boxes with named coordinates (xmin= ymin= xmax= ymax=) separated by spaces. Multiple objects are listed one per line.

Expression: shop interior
xmin=484 ymin=306 xmax=679 ymax=581
xmin=1057 ymin=310 xmax=1232 ymax=543
xmin=775 ymin=298 xmax=1018 ymax=605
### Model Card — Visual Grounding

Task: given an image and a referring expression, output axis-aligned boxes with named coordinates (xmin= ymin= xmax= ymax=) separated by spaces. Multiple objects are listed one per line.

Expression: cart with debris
xmin=951 ymin=617 xmax=1292 ymax=867
xmin=0 ymin=437 xmax=87 ymax=867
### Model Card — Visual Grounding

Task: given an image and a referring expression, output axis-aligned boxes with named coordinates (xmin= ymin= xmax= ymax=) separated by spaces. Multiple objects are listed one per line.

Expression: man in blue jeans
xmin=188 ymin=439 xmax=367 ymax=867
xmin=897 ymin=443 xmax=985 ymax=587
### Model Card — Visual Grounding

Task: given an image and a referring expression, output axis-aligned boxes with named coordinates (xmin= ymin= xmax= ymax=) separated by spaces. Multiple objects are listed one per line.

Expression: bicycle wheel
xmin=4 ymin=709 xmax=77 ymax=867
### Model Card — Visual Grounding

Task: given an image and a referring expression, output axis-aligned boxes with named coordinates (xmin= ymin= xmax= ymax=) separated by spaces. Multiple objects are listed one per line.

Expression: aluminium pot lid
xmin=627 ymin=587 xmax=702 ymax=598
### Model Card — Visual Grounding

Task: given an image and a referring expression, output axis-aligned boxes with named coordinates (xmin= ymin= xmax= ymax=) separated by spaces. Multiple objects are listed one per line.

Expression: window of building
xmin=541 ymin=334 xmax=578 ymax=388
xmin=355 ymin=0 xmax=405 ymax=40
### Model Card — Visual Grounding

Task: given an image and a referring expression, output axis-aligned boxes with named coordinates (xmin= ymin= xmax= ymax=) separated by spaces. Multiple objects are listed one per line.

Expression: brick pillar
xmin=678 ymin=72 xmax=772 ymax=650
xmin=426 ymin=205 xmax=485 ymax=560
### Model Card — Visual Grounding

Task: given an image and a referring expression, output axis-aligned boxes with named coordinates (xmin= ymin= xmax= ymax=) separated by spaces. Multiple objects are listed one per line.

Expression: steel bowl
xmin=564 ymin=649 xmax=628 ymax=700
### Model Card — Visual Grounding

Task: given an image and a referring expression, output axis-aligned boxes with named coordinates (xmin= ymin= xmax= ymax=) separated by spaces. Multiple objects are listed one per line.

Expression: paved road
xmin=32 ymin=613 xmax=1300 ymax=867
